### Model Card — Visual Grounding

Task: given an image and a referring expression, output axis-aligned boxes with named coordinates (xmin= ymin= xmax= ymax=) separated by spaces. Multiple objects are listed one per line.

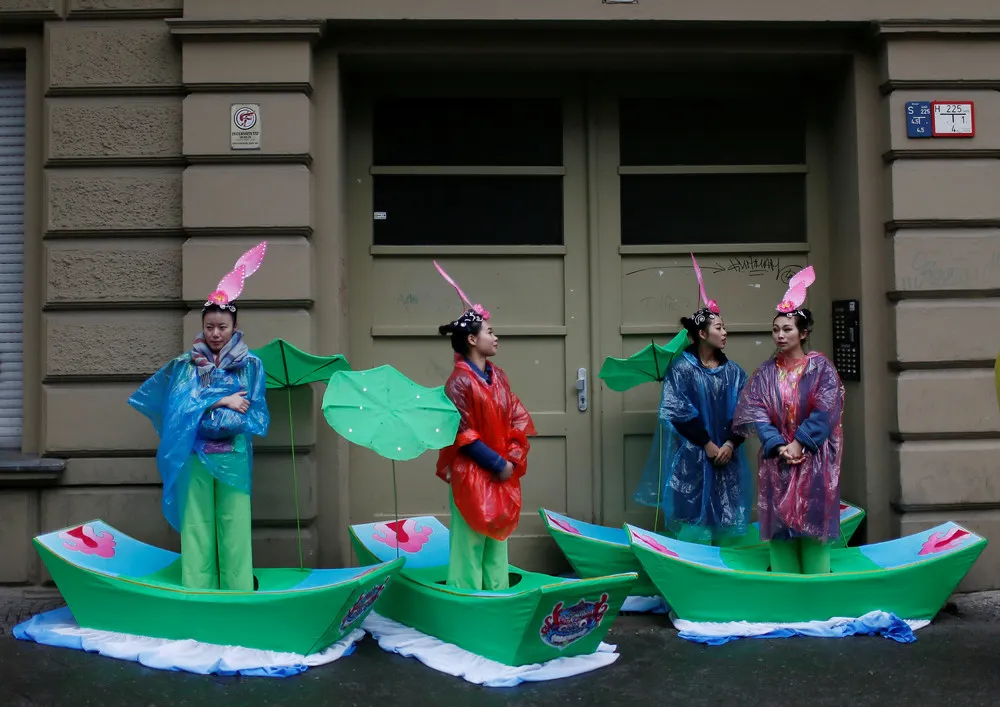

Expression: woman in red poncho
xmin=433 ymin=262 xmax=536 ymax=590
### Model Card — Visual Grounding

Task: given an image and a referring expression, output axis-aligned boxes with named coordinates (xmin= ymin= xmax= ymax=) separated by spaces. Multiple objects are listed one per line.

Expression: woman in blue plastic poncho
xmin=633 ymin=255 xmax=752 ymax=545
xmin=129 ymin=243 xmax=270 ymax=591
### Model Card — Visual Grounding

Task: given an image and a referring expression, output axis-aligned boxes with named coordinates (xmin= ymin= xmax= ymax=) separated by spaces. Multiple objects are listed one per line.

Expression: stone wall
xmin=882 ymin=29 xmax=1000 ymax=590
xmin=0 ymin=2 xmax=332 ymax=584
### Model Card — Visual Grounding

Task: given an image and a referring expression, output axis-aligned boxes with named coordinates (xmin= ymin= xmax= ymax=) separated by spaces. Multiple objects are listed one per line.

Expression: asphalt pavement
xmin=2 ymin=588 xmax=999 ymax=707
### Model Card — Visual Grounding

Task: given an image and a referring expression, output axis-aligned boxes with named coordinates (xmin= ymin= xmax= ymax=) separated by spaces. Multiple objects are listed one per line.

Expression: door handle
xmin=576 ymin=368 xmax=588 ymax=412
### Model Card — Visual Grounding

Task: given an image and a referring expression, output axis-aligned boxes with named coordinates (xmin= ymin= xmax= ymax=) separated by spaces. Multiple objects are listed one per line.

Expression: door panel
xmin=346 ymin=76 xmax=592 ymax=571
xmin=595 ymin=77 xmax=828 ymax=531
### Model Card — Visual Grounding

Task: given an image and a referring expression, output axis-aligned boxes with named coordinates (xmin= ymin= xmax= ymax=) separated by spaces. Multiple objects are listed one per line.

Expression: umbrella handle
xmin=654 ymin=424 xmax=661 ymax=533
xmin=392 ymin=460 xmax=399 ymax=559
xmin=287 ymin=386 xmax=304 ymax=571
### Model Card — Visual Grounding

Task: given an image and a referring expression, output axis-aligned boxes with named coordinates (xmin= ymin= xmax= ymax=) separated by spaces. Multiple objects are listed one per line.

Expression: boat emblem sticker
xmin=59 ymin=525 xmax=117 ymax=559
xmin=547 ymin=514 xmax=582 ymax=536
xmin=373 ymin=519 xmax=433 ymax=553
xmin=632 ymin=530 xmax=679 ymax=558
xmin=539 ymin=593 xmax=610 ymax=650
xmin=919 ymin=527 xmax=971 ymax=556
xmin=340 ymin=579 xmax=390 ymax=630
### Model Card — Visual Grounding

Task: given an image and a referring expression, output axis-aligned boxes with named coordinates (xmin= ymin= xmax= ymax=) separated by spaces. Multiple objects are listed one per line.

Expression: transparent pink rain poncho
xmin=732 ymin=351 xmax=846 ymax=543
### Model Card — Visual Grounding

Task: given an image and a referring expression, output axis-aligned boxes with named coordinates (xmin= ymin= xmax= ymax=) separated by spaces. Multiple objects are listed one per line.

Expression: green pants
xmin=447 ymin=490 xmax=509 ymax=591
xmin=180 ymin=449 xmax=254 ymax=591
xmin=769 ymin=536 xmax=831 ymax=574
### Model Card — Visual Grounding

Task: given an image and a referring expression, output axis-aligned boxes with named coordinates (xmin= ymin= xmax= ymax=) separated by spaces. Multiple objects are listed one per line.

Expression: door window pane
xmin=620 ymin=173 xmax=806 ymax=245
xmin=619 ymin=97 xmax=806 ymax=166
xmin=373 ymin=175 xmax=564 ymax=246
xmin=373 ymin=97 xmax=563 ymax=166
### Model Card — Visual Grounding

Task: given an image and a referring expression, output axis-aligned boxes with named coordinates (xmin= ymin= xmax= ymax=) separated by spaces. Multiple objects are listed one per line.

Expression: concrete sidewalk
xmin=2 ymin=588 xmax=1000 ymax=707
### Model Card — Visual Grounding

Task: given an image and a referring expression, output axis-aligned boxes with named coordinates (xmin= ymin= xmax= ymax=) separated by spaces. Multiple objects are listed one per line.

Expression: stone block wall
xmin=882 ymin=28 xmax=1000 ymax=590
xmin=0 ymin=2 xmax=331 ymax=584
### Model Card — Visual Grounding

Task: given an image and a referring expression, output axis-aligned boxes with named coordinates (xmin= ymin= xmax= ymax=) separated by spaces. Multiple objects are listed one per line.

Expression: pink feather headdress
xmin=775 ymin=265 xmax=816 ymax=315
xmin=690 ymin=253 xmax=721 ymax=316
xmin=433 ymin=260 xmax=490 ymax=321
xmin=203 ymin=241 xmax=268 ymax=313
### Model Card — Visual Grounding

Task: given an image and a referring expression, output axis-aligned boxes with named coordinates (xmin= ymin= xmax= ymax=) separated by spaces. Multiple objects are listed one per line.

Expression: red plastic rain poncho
xmin=436 ymin=354 xmax=537 ymax=541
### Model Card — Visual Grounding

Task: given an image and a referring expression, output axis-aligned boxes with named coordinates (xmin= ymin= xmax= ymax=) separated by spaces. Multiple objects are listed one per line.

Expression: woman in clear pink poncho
xmin=732 ymin=267 xmax=845 ymax=574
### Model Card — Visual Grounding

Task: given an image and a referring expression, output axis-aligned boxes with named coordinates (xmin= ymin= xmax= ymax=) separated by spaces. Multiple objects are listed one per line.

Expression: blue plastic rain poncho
xmin=127 ymin=331 xmax=270 ymax=531
xmin=634 ymin=347 xmax=753 ymax=539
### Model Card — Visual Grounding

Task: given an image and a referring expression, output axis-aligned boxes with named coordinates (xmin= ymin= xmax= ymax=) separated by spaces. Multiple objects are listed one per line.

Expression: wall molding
xmin=185 ymin=82 xmax=313 ymax=95
xmin=166 ymin=18 xmax=326 ymax=43
xmin=65 ymin=8 xmax=182 ymax=21
xmin=880 ymin=79 xmax=1000 ymax=95
xmin=186 ymin=153 xmax=313 ymax=166
xmin=46 ymin=156 xmax=187 ymax=169
xmin=43 ymin=301 xmax=186 ymax=312
xmin=892 ymin=501 xmax=1000 ymax=514
xmin=891 ymin=431 xmax=1000 ymax=442
xmin=888 ymin=289 xmax=1000 ymax=302
xmin=44 ymin=228 xmax=185 ymax=240
xmin=889 ymin=359 xmax=995 ymax=373
xmin=47 ymin=85 xmax=186 ymax=98
xmin=886 ymin=219 xmax=1000 ymax=234
xmin=884 ymin=149 xmax=1000 ymax=163
xmin=181 ymin=298 xmax=315 ymax=310
xmin=183 ymin=226 xmax=313 ymax=238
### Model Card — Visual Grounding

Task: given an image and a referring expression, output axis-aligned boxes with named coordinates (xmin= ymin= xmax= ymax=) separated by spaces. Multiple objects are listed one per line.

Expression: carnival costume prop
xmin=432 ymin=260 xmax=537 ymax=591
xmin=732 ymin=265 xmax=845 ymax=574
xmin=632 ymin=254 xmax=752 ymax=545
xmin=19 ymin=242 xmax=404 ymax=664
xmin=321 ymin=363 xmax=462 ymax=554
xmin=129 ymin=242 xmax=271 ymax=591
xmin=253 ymin=338 xmax=350 ymax=568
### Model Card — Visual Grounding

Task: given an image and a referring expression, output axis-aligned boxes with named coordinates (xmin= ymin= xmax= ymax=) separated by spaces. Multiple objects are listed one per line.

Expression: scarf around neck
xmin=190 ymin=329 xmax=249 ymax=387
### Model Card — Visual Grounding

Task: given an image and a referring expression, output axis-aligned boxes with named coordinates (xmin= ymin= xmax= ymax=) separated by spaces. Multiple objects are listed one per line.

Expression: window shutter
xmin=0 ymin=61 xmax=25 ymax=449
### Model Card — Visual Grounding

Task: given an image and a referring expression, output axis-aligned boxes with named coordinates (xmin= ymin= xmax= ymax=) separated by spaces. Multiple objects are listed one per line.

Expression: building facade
xmin=1 ymin=0 xmax=999 ymax=589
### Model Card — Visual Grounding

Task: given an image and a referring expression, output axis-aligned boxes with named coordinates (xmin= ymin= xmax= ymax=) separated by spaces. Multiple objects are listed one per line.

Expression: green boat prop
xmin=349 ymin=515 xmax=638 ymax=666
xmin=34 ymin=520 xmax=404 ymax=655
xmin=541 ymin=501 xmax=866 ymax=598
xmin=625 ymin=521 xmax=986 ymax=623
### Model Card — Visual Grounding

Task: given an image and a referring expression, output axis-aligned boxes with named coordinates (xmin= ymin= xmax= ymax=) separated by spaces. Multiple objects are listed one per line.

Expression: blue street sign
xmin=906 ymin=101 xmax=932 ymax=138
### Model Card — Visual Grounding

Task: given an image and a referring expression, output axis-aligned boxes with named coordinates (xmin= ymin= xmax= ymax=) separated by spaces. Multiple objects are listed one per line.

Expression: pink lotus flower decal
xmin=919 ymin=527 xmax=970 ymax=556
xmin=60 ymin=525 xmax=116 ymax=559
xmin=548 ymin=515 xmax=581 ymax=536
xmin=373 ymin=519 xmax=433 ymax=553
xmin=632 ymin=530 xmax=679 ymax=558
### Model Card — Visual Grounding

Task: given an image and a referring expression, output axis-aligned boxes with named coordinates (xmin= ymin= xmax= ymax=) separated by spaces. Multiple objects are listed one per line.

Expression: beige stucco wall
xmin=2 ymin=1 xmax=1000 ymax=589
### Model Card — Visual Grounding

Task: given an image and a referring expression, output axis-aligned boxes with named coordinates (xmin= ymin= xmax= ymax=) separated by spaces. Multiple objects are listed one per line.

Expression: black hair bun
xmin=438 ymin=323 xmax=454 ymax=336
xmin=798 ymin=308 xmax=815 ymax=328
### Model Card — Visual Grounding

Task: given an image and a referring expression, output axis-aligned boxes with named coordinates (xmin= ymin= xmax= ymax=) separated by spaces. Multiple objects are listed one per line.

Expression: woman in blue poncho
xmin=128 ymin=243 xmax=271 ymax=591
xmin=633 ymin=255 xmax=752 ymax=545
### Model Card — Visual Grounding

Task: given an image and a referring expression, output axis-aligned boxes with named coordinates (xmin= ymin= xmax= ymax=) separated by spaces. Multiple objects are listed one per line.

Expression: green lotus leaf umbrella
xmin=255 ymin=338 xmax=351 ymax=389
xmin=599 ymin=330 xmax=689 ymax=532
xmin=598 ymin=330 xmax=689 ymax=392
xmin=322 ymin=365 xmax=459 ymax=462
xmin=251 ymin=338 xmax=351 ymax=569
xmin=321 ymin=365 xmax=460 ymax=556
